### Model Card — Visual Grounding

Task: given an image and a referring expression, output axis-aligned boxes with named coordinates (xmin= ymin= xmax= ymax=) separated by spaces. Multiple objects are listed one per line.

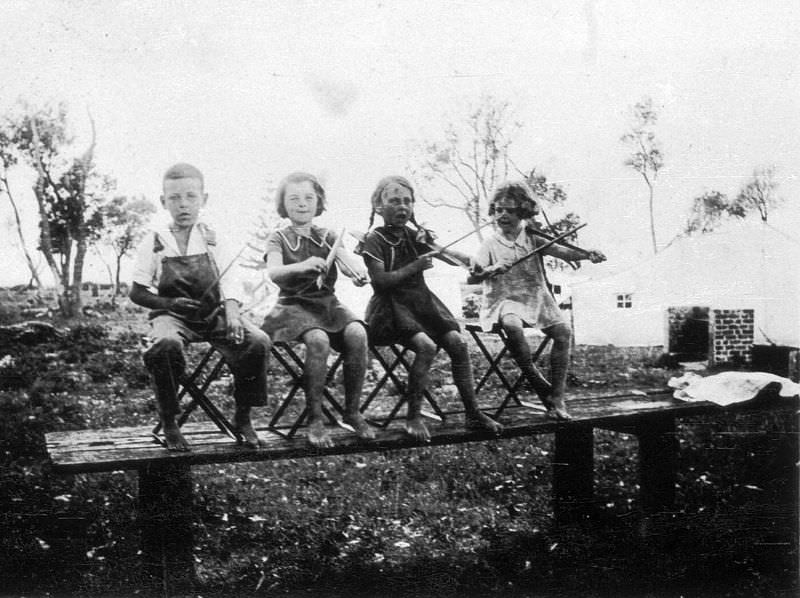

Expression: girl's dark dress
xmin=361 ymin=225 xmax=460 ymax=346
xmin=261 ymin=226 xmax=360 ymax=344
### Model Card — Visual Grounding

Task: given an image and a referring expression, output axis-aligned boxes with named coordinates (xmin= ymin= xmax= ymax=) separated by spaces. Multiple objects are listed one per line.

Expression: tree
xmin=409 ymin=96 xmax=584 ymax=254
xmin=0 ymin=125 xmax=43 ymax=290
xmin=7 ymin=102 xmax=110 ymax=316
xmin=621 ymin=97 xmax=664 ymax=254
xmin=98 ymin=195 xmax=156 ymax=305
xmin=408 ymin=95 xmax=519 ymax=242
xmin=733 ymin=165 xmax=780 ymax=222
xmin=684 ymin=167 xmax=781 ymax=236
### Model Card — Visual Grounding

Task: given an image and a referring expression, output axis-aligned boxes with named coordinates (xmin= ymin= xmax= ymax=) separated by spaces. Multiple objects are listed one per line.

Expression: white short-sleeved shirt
xmin=131 ymin=222 xmax=242 ymax=302
xmin=473 ymin=227 xmax=565 ymax=332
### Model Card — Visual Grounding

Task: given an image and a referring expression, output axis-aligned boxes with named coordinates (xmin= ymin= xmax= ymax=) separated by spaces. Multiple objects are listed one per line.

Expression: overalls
xmin=143 ymin=234 xmax=270 ymax=418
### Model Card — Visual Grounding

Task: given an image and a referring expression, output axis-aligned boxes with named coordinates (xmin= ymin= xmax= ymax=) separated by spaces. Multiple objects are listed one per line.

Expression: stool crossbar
xmin=464 ymin=323 xmax=551 ymax=418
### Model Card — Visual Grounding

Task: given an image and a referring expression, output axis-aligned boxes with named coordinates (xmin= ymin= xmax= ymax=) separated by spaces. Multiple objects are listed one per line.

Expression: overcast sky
xmin=1 ymin=0 xmax=798 ymax=287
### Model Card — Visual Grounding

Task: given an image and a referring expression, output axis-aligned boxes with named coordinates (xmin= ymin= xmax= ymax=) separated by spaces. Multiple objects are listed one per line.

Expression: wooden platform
xmin=45 ymin=389 xmax=784 ymax=474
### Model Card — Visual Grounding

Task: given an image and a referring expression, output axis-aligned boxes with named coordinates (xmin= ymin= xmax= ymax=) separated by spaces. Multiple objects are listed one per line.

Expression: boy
xmin=471 ymin=181 xmax=605 ymax=420
xmin=130 ymin=163 xmax=270 ymax=450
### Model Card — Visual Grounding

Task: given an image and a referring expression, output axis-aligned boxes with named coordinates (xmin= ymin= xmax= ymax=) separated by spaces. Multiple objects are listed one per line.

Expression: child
xmin=260 ymin=172 xmax=376 ymax=449
xmin=471 ymin=181 xmax=606 ymax=420
xmin=130 ymin=163 xmax=271 ymax=451
xmin=361 ymin=175 xmax=503 ymax=442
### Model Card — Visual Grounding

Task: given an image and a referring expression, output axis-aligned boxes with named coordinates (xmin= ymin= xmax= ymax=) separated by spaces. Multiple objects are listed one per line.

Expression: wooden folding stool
xmin=266 ymin=341 xmax=350 ymax=438
xmin=151 ymin=345 xmax=240 ymax=445
xmin=464 ymin=323 xmax=551 ymax=418
xmin=360 ymin=343 xmax=446 ymax=427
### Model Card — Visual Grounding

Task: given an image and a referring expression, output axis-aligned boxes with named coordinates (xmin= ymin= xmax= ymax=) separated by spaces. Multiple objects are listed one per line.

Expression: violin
xmin=410 ymin=223 xmax=464 ymax=267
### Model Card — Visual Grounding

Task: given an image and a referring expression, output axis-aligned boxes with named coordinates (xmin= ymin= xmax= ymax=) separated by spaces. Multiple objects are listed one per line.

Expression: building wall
xmin=710 ymin=308 xmax=754 ymax=366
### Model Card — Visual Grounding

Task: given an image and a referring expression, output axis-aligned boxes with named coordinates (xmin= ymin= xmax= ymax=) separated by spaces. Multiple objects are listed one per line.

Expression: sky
xmin=1 ymin=0 xmax=798 ymax=289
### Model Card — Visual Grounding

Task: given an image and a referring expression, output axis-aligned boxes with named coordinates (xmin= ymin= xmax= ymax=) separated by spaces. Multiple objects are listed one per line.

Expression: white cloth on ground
xmin=668 ymin=371 xmax=800 ymax=406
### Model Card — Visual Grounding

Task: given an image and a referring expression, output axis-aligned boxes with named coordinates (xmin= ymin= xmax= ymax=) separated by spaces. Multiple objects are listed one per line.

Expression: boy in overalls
xmin=130 ymin=163 xmax=271 ymax=451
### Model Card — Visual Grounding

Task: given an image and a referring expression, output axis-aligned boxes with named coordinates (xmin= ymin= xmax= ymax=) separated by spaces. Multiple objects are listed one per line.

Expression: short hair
xmin=163 ymin=163 xmax=204 ymax=189
xmin=489 ymin=181 xmax=538 ymax=219
xmin=370 ymin=175 xmax=415 ymax=211
xmin=275 ymin=172 xmax=326 ymax=218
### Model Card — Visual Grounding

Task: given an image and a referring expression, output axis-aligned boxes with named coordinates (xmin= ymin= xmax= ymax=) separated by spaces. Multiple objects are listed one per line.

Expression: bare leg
xmin=405 ymin=333 xmax=437 ymax=442
xmin=340 ymin=322 xmax=376 ymax=440
xmin=302 ymin=329 xmax=334 ymax=448
xmin=500 ymin=314 xmax=553 ymax=404
xmin=543 ymin=322 xmax=573 ymax=420
xmin=440 ymin=331 xmax=502 ymax=434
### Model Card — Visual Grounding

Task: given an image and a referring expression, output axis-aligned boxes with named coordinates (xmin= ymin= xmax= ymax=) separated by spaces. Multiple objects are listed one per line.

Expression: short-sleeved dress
xmin=473 ymin=226 xmax=566 ymax=332
xmin=361 ymin=225 xmax=460 ymax=346
xmin=261 ymin=225 xmax=361 ymax=344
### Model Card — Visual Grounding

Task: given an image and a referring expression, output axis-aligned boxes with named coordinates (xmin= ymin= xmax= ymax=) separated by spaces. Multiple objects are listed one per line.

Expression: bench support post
xmin=138 ymin=462 xmax=195 ymax=592
xmin=553 ymin=424 xmax=594 ymax=524
xmin=636 ymin=413 xmax=677 ymax=514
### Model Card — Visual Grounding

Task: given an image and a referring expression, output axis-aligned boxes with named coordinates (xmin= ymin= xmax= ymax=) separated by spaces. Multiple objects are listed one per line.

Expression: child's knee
xmin=443 ymin=331 xmax=469 ymax=358
xmin=343 ymin=322 xmax=368 ymax=347
xmin=248 ymin=328 xmax=272 ymax=354
xmin=549 ymin=323 xmax=572 ymax=345
xmin=304 ymin=329 xmax=330 ymax=355
xmin=145 ymin=335 xmax=183 ymax=362
xmin=411 ymin=335 xmax=438 ymax=361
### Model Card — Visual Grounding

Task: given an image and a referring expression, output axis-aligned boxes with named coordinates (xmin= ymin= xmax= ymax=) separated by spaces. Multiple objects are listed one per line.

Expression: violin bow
xmin=510 ymin=223 xmax=587 ymax=268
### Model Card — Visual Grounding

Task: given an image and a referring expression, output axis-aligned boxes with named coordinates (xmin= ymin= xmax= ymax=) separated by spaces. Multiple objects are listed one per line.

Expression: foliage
xmin=1 ymin=101 xmax=114 ymax=317
xmin=97 ymin=195 xmax=156 ymax=301
xmin=684 ymin=166 xmax=782 ymax=236
xmin=621 ymin=96 xmax=664 ymax=253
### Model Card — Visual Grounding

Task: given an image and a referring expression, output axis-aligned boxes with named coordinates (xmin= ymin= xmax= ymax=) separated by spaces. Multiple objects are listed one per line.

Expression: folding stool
xmin=151 ymin=345 xmax=240 ymax=445
xmin=464 ymin=323 xmax=551 ymax=418
xmin=360 ymin=343 xmax=446 ymax=427
xmin=266 ymin=341 xmax=350 ymax=438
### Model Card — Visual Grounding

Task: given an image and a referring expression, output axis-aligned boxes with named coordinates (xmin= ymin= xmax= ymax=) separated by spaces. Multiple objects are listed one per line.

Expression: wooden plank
xmin=45 ymin=390 xmax=798 ymax=475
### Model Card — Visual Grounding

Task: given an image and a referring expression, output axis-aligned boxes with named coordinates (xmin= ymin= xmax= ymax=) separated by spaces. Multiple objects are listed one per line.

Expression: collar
xmin=280 ymin=224 xmax=327 ymax=248
xmin=494 ymin=225 xmax=528 ymax=249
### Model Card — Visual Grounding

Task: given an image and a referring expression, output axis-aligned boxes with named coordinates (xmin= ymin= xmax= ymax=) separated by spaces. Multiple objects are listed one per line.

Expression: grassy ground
xmin=0 ymin=305 xmax=797 ymax=597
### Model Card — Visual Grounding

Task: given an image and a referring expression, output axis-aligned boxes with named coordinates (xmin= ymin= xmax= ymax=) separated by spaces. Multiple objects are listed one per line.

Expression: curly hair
xmin=489 ymin=181 xmax=538 ymax=219
xmin=275 ymin=172 xmax=327 ymax=218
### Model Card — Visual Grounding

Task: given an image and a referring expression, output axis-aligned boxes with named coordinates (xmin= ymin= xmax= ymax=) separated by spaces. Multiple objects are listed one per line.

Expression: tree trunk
xmin=647 ymin=182 xmax=657 ymax=254
xmin=0 ymin=174 xmax=43 ymax=289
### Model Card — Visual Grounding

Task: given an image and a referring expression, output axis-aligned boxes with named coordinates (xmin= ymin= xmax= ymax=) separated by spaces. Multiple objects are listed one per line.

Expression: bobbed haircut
xmin=370 ymin=175 xmax=415 ymax=211
xmin=275 ymin=172 xmax=327 ymax=218
xmin=489 ymin=181 xmax=538 ymax=219
xmin=163 ymin=163 xmax=204 ymax=190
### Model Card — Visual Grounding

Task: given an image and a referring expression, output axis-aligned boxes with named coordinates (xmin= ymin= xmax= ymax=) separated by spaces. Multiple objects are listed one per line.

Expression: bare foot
xmin=543 ymin=395 xmax=572 ymax=421
xmin=465 ymin=411 xmax=503 ymax=434
xmin=234 ymin=409 xmax=263 ymax=448
xmin=343 ymin=412 xmax=377 ymax=441
xmin=405 ymin=416 xmax=430 ymax=442
xmin=162 ymin=419 xmax=190 ymax=452
xmin=307 ymin=417 xmax=334 ymax=449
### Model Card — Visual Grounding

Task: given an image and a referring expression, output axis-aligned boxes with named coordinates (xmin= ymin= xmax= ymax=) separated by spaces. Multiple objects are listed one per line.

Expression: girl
xmin=261 ymin=172 xmax=375 ymax=448
xmin=360 ymin=175 xmax=503 ymax=442
xmin=471 ymin=181 xmax=606 ymax=420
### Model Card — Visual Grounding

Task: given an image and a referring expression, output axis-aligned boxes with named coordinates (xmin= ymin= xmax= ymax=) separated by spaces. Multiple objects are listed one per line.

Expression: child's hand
xmin=350 ymin=268 xmax=369 ymax=287
xmin=486 ymin=260 xmax=512 ymax=278
xmin=226 ymin=314 xmax=245 ymax=345
xmin=587 ymin=250 xmax=606 ymax=264
xmin=414 ymin=253 xmax=435 ymax=272
xmin=302 ymin=256 xmax=328 ymax=275
xmin=169 ymin=297 xmax=203 ymax=316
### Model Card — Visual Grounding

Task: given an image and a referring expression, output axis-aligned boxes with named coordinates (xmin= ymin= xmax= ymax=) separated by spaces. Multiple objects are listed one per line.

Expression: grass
xmin=0 ymin=308 xmax=797 ymax=597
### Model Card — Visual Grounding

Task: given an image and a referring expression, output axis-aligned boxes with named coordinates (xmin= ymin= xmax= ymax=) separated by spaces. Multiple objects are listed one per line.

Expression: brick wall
xmin=710 ymin=308 xmax=754 ymax=366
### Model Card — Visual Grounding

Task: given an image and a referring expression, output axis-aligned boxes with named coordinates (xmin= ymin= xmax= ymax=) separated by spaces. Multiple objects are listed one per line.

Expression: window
xmin=616 ymin=293 xmax=632 ymax=309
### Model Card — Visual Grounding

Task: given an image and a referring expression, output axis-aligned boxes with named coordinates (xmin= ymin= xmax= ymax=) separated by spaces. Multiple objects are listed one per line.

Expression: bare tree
xmin=621 ymin=97 xmax=664 ymax=253
xmin=408 ymin=95 xmax=520 ymax=241
xmin=733 ymin=165 xmax=781 ymax=222
xmin=0 ymin=126 xmax=43 ymax=290
xmin=684 ymin=190 xmax=731 ymax=235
